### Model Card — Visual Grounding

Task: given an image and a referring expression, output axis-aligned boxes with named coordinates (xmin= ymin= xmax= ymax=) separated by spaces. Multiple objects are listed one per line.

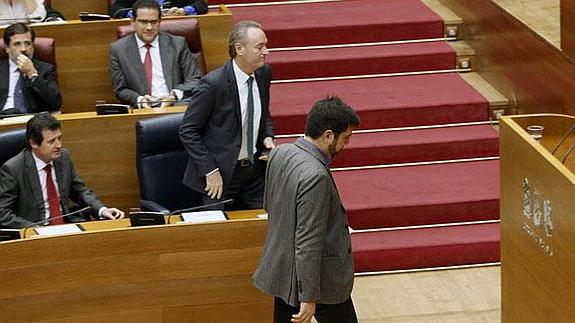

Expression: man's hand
xmin=139 ymin=95 xmax=158 ymax=109
xmin=164 ymin=7 xmax=186 ymax=16
xmin=15 ymin=54 xmax=37 ymax=77
xmin=259 ymin=136 xmax=276 ymax=161
xmin=292 ymin=301 xmax=316 ymax=323
xmin=159 ymin=94 xmax=176 ymax=108
xmin=101 ymin=208 xmax=125 ymax=220
xmin=205 ymin=170 xmax=223 ymax=199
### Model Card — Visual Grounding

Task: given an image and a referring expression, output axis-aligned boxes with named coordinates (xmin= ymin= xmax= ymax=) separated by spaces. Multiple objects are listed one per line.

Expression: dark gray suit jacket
xmin=179 ymin=60 xmax=274 ymax=193
xmin=0 ymin=148 xmax=105 ymax=228
xmin=109 ymin=32 xmax=202 ymax=106
xmin=0 ymin=58 xmax=62 ymax=113
xmin=253 ymin=139 xmax=354 ymax=306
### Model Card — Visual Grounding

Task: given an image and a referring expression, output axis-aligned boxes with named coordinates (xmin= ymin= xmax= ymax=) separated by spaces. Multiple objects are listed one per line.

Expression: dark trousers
xmin=202 ymin=160 xmax=265 ymax=210
xmin=273 ymin=297 xmax=358 ymax=323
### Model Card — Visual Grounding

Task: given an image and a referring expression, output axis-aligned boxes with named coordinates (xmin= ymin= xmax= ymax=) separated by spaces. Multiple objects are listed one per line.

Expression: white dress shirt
xmin=233 ymin=60 xmax=262 ymax=160
xmin=1 ymin=60 xmax=20 ymax=111
xmin=0 ymin=0 xmax=46 ymax=24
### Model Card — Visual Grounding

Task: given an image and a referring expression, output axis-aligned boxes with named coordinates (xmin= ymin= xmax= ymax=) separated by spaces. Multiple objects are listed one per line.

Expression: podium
xmin=500 ymin=114 xmax=575 ymax=322
xmin=0 ymin=211 xmax=272 ymax=322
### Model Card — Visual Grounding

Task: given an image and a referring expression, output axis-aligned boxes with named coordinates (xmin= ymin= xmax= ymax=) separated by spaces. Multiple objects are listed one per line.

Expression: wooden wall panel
xmin=50 ymin=0 xmax=110 ymax=20
xmin=562 ymin=0 xmax=575 ymax=60
xmin=440 ymin=0 xmax=575 ymax=116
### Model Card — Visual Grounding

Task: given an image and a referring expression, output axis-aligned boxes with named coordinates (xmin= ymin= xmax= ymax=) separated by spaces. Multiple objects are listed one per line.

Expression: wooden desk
xmin=0 ymin=7 xmax=232 ymax=113
xmin=1 ymin=107 xmax=186 ymax=211
xmin=0 ymin=215 xmax=272 ymax=322
xmin=51 ymin=0 xmax=110 ymax=20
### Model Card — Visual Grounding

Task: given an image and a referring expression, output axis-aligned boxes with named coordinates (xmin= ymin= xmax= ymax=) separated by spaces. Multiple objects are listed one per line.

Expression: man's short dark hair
xmin=228 ymin=20 xmax=262 ymax=58
xmin=304 ymin=96 xmax=360 ymax=139
xmin=3 ymin=23 xmax=35 ymax=46
xmin=26 ymin=113 xmax=61 ymax=148
xmin=132 ymin=0 xmax=161 ymax=19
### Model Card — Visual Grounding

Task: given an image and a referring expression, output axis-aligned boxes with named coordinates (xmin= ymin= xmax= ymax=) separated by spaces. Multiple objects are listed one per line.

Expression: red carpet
xmin=270 ymin=73 xmax=489 ymax=134
xmin=275 ymin=124 xmax=499 ymax=167
xmin=268 ymin=42 xmax=456 ymax=80
xmin=334 ymin=160 xmax=500 ymax=229
xmin=231 ymin=0 xmax=445 ymax=47
xmin=352 ymin=223 xmax=500 ymax=272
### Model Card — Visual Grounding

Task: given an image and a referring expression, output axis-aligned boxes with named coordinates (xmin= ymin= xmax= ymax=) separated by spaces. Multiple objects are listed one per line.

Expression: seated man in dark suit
xmin=0 ymin=113 xmax=125 ymax=229
xmin=0 ymin=23 xmax=61 ymax=116
xmin=110 ymin=0 xmax=208 ymax=19
xmin=109 ymin=0 xmax=202 ymax=108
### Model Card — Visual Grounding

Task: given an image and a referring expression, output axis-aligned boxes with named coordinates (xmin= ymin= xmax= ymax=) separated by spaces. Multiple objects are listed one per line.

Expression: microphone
xmin=111 ymin=8 xmax=132 ymax=19
xmin=551 ymin=122 xmax=575 ymax=155
xmin=22 ymin=206 xmax=92 ymax=238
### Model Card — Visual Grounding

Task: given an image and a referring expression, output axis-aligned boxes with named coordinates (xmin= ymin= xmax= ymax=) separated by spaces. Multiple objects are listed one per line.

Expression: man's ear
xmin=234 ymin=42 xmax=244 ymax=56
xmin=321 ymin=130 xmax=335 ymax=144
xmin=28 ymin=138 xmax=38 ymax=149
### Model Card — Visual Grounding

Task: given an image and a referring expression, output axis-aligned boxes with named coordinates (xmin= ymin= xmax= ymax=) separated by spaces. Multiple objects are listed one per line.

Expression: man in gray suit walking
xmin=109 ymin=0 xmax=202 ymax=108
xmin=254 ymin=96 xmax=360 ymax=323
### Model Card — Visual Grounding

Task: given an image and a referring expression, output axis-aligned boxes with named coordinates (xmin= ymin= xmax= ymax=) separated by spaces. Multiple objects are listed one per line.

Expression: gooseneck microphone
xmin=135 ymin=98 xmax=191 ymax=109
xmin=22 ymin=206 xmax=92 ymax=238
xmin=550 ymin=122 xmax=575 ymax=156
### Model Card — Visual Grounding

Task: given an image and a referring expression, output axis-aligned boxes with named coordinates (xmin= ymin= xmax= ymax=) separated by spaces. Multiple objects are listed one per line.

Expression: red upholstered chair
xmin=117 ymin=18 xmax=206 ymax=73
xmin=0 ymin=37 xmax=57 ymax=72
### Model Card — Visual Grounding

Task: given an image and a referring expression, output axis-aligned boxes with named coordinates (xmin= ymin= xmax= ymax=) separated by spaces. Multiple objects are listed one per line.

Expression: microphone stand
xmin=551 ymin=122 xmax=575 ymax=156
xmin=22 ymin=206 xmax=92 ymax=238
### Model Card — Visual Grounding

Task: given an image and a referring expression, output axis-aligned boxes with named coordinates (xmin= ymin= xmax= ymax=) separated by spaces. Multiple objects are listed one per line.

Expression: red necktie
xmin=44 ymin=164 xmax=64 ymax=225
xmin=144 ymin=44 xmax=153 ymax=95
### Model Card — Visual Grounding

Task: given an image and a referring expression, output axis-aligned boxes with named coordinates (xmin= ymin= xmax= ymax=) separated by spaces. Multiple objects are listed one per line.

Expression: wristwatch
xmin=28 ymin=73 xmax=39 ymax=83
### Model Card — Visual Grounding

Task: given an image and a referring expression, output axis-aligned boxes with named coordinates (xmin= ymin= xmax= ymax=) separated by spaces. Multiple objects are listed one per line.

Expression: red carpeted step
xmin=352 ymin=222 xmax=500 ymax=272
xmin=334 ymin=159 xmax=499 ymax=229
xmin=268 ymin=42 xmax=456 ymax=80
xmin=276 ymin=124 xmax=499 ymax=167
xmin=270 ymin=73 xmax=488 ymax=134
xmin=231 ymin=0 xmax=444 ymax=47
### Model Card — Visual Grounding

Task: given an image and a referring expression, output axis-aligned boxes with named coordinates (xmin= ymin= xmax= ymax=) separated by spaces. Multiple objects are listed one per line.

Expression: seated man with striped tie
xmin=0 ymin=23 xmax=61 ymax=116
xmin=109 ymin=0 xmax=202 ymax=109
xmin=0 ymin=113 xmax=125 ymax=229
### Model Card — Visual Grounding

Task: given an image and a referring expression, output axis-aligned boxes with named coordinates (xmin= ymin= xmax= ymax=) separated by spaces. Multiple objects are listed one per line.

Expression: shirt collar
xmin=31 ymin=151 xmax=50 ymax=172
xmin=135 ymin=34 xmax=159 ymax=49
xmin=232 ymin=59 xmax=254 ymax=85
xmin=8 ymin=59 xmax=19 ymax=73
xmin=297 ymin=137 xmax=331 ymax=165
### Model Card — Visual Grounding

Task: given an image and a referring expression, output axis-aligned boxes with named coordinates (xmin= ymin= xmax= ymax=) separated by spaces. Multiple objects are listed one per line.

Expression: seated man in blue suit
xmin=0 ymin=23 xmax=61 ymax=116
xmin=0 ymin=113 xmax=125 ymax=228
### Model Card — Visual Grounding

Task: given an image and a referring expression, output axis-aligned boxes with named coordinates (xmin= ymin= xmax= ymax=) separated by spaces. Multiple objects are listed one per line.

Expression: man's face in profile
xmin=132 ymin=8 xmax=161 ymax=44
xmin=7 ymin=32 xmax=34 ymax=61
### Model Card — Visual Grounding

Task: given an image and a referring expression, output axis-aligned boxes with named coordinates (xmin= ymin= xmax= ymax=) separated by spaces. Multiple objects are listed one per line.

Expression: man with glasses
xmin=109 ymin=0 xmax=202 ymax=108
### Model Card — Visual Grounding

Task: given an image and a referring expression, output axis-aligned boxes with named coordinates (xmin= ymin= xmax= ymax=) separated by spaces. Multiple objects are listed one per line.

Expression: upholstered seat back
xmin=117 ymin=18 xmax=205 ymax=73
xmin=0 ymin=128 xmax=26 ymax=167
xmin=135 ymin=113 xmax=201 ymax=212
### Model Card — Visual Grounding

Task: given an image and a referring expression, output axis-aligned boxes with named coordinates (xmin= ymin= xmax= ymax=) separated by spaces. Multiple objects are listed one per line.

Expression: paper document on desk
xmin=181 ymin=210 xmax=227 ymax=223
xmin=35 ymin=224 xmax=83 ymax=236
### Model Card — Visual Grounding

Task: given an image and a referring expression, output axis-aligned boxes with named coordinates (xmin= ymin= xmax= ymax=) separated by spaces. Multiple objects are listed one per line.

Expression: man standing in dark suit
xmin=179 ymin=20 xmax=275 ymax=210
xmin=0 ymin=113 xmax=124 ymax=229
xmin=109 ymin=0 xmax=202 ymax=108
xmin=110 ymin=0 xmax=208 ymax=18
xmin=0 ymin=23 xmax=61 ymax=115
xmin=254 ymin=97 xmax=360 ymax=323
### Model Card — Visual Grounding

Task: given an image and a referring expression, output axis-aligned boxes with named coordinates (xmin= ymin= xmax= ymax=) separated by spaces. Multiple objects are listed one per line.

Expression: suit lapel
xmin=24 ymin=151 xmax=46 ymax=215
xmin=158 ymin=33 xmax=174 ymax=90
xmin=127 ymin=34 xmax=148 ymax=94
xmin=225 ymin=61 xmax=242 ymax=129
xmin=0 ymin=60 xmax=10 ymax=106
